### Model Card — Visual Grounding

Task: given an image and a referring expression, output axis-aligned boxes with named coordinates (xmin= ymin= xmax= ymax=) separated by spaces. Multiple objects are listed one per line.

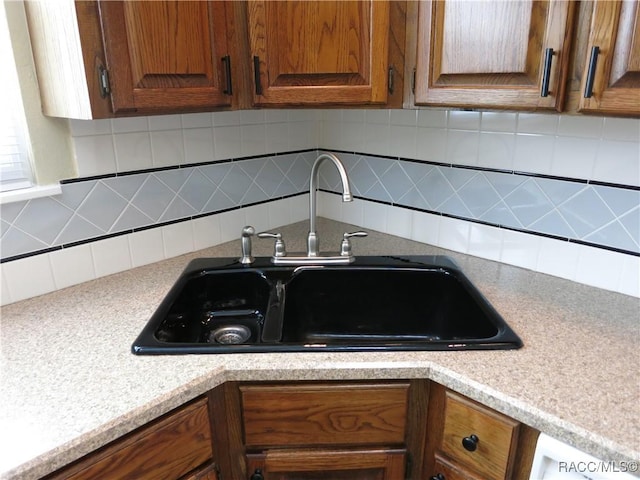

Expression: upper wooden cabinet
xmin=246 ymin=0 xmax=401 ymax=106
xmin=578 ymin=0 xmax=640 ymax=115
xmin=413 ymin=0 xmax=576 ymax=111
xmin=98 ymin=1 xmax=234 ymax=115
xmin=25 ymin=0 xmax=238 ymax=119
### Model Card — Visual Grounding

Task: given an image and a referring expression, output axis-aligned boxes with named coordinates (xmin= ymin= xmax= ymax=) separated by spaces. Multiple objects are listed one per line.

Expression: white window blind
xmin=0 ymin=1 xmax=33 ymax=192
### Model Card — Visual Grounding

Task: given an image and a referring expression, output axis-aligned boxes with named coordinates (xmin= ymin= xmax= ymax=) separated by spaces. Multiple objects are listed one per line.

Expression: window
xmin=0 ymin=0 xmax=33 ymax=192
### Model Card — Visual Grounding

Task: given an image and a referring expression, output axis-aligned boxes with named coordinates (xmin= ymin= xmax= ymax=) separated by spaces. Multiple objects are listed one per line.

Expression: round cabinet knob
xmin=250 ymin=469 xmax=265 ymax=480
xmin=462 ymin=434 xmax=479 ymax=451
xmin=430 ymin=474 xmax=446 ymax=480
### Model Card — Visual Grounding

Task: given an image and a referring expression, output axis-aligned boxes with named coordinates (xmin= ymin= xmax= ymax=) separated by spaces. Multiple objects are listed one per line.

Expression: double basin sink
xmin=132 ymin=255 xmax=522 ymax=354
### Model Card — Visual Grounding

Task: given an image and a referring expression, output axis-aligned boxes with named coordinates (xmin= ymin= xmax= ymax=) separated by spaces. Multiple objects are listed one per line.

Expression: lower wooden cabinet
xmin=44 ymin=397 xmax=217 ymax=480
xmin=422 ymin=383 xmax=539 ymax=480
xmin=246 ymin=448 xmax=406 ymax=480
xmin=43 ymin=380 xmax=539 ymax=480
xmin=233 ymin=381 xmax=425 ymax=480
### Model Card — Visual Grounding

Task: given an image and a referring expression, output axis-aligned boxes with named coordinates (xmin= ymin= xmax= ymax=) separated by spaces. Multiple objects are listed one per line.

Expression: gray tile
xmin=254 ymin=159 xmax=285 ymax=197
xmin=592 ymin=185 xmax=640 ymax=217
xmin=0 ymin=201 xmax=27 ymax=223
xmin=584 ymin=220 xmax=639 ymax=253
xmin=439 ymin=194 xmax=473 ymax=218
xmin=0 ymin=226 xmax=48 ymax=257
xmin=503 ymin=179 xmax=554 ymax=227
xmin=364 ymin=155 xmax=395 ymax=177
xmin=13 ymin=197 xmax=74 ymax=245
xmin=77 ymin=182 xmax=128 ymax=232
xmin=416 ymin=168 xmax=455 ymax=209
xmin=480 ymin=201 xmax=523 ymax=228
xmin=159 ymin=196 xmax=198 ymax=222
xmin=57 ymin=181 xmax=96 ymax=209
xmin=347 ymin=158 xmax=378 ymax=196
xmin=381 ymin=162 xmax=414 ymax=202
xmin=102 ymin=175 xmax=146 ymax=201
xmin=179 ymin=169 xmax=216 ymax=211
xmin=111 ymin=205 xmax=153 ymax=232
xmin=203 ymin=189 xmax=235 ymax=213
xmin=284 ymin=155 xmax=313 ymax=190
xmin=239 ymin=158 xmax=269 ymax=178
xmin=457 ymin=173 xmax=501 ymax=218
xmin=363 ymin=181 xmax=393 ymax=203
xmin=155 ymin=169 xmax=191 ymax=193
xmin=131 ymin=176 xmax=175 ymax=221
xmin=0 ymin=219 xmax=9 ymax=237
xmin=618 ymin=207 xmax=640 ymax=247
xmin=529 ymin=210 xmax=577 ymax=238
xmin=398 ymin=187 xmax=430 ymax=210
xmin=442 ymin=167 xmax=478 ymax=190
xmin=55 ymin=214 xmax=105 ymax=245
xmin=484 ymin=171 xmax=526 ymax=197
xmin=273 ymin=177 xmax=298 ymax=198
xmin=241 ymin=183 xmax=270 ymax=205
xmin=199 ymin=163 xmax=232 ymax=187
xmin=219 ymin=165 xmax=253 ymax=204
xmin=557 ymin=188 xmax=614 ymax=238
xmin=535 ymin=177 xmax=585 ymax=206
xmin=400 ymin=161 xmax=432 ymax=185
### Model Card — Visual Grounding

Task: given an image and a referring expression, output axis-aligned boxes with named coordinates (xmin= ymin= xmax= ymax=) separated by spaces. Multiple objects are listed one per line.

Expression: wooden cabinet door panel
xmin=240 ymin=383 xmax=409 ymax=447
xmin=247 ymin=0 xmax=390 ymax=105
xmin=99 ymin=1 xmax=233 ymax=113
xmin=247 ymin=449 xmax=406 ymax=480
xmin=46 ymin=398 xmax=213 ymax=480
xmin=415 ymin=0 xmax=575 ymax=110
xmin=579 ymin=0 xmax=640 ymax=114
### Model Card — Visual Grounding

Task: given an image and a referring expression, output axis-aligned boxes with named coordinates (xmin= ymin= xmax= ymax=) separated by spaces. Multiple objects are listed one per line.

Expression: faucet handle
xmin=258 ymin=232 xmax=287 ymax=257
xmin=341 ymin=231 xmax=367 ymax=256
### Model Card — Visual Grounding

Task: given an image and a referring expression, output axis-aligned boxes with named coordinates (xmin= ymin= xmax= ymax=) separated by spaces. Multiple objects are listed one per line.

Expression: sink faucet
xmin=250 ymin=152 xmax=366 ymax=265
xmin=307 ymin=152 xmax=353 ymax=256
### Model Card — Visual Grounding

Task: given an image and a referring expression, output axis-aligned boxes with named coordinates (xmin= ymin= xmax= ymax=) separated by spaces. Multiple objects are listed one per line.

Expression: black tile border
xmin=330 ymin=149 xmax=640 ymax=191
xmin=3 ymin=149 xmax=639 ymax=263
xmin=60 ymin=149 xmax=319 ymax=184
xmin=0 ymin=193 xmax=305 ymax=264
xmin=328 ymin=191 xmax=639 ymax=257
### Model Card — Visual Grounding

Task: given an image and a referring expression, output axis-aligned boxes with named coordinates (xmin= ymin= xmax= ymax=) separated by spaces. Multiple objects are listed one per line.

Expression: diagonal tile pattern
xmin=1 ymin=150 xmax=638 ymax=261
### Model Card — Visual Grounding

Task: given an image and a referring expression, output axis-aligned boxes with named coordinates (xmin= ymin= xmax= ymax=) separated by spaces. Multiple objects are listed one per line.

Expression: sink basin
xmin=132 ymin=256 xmax=522 ymax=354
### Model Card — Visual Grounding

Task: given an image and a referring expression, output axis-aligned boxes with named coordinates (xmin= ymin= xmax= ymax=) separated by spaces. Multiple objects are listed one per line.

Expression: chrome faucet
xmin=246 ymin=152 xmax=367 ymax=265
xmin=307 ymin=152 xmax=353 ymax=256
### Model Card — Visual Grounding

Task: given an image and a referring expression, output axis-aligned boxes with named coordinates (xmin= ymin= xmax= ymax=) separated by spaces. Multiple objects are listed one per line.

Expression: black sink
xmin=132 ymin=256 xmax=522 ymax=354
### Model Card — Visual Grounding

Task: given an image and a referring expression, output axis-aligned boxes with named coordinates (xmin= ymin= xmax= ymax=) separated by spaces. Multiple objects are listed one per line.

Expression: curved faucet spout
xmin=308 ymin=153 xmax=352 ymax=256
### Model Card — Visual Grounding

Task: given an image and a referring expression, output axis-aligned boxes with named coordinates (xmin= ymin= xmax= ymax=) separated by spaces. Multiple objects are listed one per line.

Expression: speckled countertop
xmin=1 ymin=218 xmax=638 ymax=479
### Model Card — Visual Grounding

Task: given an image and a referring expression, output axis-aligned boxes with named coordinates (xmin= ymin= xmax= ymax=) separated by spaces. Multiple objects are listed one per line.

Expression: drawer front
xmin=49 ymin=398 xmax=213 ymax=480
xmin=440 ymin=391 xmax=519 ymax=480
xmin=432 ymin=453 xmax=485 ymax=480
xmin=241 ymin=383 xmax=409 ymax=447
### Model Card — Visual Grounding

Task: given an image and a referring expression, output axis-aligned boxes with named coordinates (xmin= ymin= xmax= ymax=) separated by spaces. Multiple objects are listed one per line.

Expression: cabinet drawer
xmin=47 ymin=398 xmax=213 ymax=480
xmin=439 ymin=391 xmax=519 ymax=480
xmin=240 ymin=383 xmax=409 ymax=447
xmin=433 ymin=453 xmax=484 ymax=480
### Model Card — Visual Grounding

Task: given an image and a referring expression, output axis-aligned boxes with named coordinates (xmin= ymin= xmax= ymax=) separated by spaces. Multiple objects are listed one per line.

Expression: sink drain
xmin=211 ymin=325 xmax=251 ymax=344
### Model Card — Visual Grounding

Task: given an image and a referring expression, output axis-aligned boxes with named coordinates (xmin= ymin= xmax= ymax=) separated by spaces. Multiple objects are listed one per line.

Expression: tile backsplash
xmin=1 ymin=108 xmax=638 ymax=304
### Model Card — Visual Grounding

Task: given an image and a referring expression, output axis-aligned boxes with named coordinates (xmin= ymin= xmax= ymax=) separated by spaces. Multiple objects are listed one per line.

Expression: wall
xmin=0 ymin=108 xmax=638 ymax=305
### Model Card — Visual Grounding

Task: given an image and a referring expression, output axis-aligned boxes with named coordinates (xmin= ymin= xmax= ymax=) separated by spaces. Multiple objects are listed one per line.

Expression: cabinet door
xmin=415 ymin=0 xmax=575 ymax=110
xmin=45 ymin=398 xmax=213 ymax=480
xmin=246 ymin=449 xmax=406 ymax=480
xmin=247 ymin=0 xmax=390 ymax=106
xmin=579 ymin=0 xmax=640 ymax=114
xmin=98 ymin=1 xmax=233 ymax=114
